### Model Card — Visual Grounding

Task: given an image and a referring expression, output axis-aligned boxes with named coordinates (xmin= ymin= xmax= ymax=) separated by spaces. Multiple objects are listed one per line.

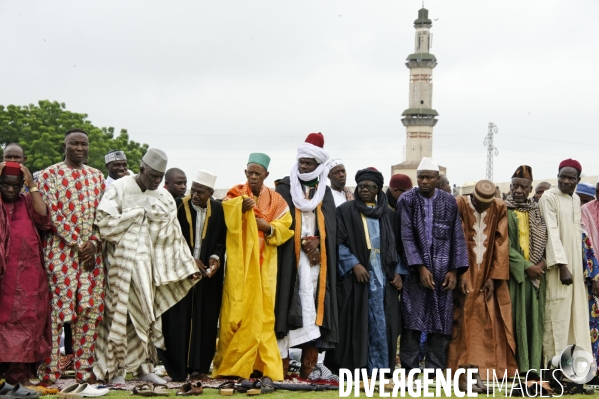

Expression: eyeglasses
xmin=357 ymin=184 xmax=378 ymax=192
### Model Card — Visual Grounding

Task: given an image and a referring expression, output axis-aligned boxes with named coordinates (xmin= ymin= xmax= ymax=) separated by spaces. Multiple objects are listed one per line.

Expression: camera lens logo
xmin=560 ymin=345 xmax=597 ymax=384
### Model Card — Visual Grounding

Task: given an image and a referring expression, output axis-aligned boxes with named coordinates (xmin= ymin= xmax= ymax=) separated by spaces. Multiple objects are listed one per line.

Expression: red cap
xmin=558 ymin=158 xmax=582 ymax=173
xmin=1 ymin=162 xmax=23 ymax=177
xmin=367 ymin=167 xmax=379 ymax=171
xmin=389 ymin=174 xmax=413 ymax=191
xmin=305 ymin=132 xmax=324 ymax=148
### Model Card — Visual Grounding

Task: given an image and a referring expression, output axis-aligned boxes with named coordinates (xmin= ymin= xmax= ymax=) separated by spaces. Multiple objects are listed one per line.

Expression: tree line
xmin=0 ymin=100 xmax=149 ymax=174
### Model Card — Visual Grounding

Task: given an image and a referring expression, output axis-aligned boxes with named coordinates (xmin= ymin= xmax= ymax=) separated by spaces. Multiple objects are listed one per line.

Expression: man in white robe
xmin=93 ymin=149 xmax=200 ymax=383
xmin=538 ymin=158 xmax=592 ymax=365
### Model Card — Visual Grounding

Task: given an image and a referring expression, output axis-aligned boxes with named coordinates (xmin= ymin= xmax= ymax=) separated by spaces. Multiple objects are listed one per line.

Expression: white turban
xmin=290 ymin=143 xmax=330 ymax=212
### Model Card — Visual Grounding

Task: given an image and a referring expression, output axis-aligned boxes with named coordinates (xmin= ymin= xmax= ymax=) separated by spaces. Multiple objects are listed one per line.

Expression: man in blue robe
xmin=398 ymin=157 xmax=468 ymax=373
xmin=325 ymin=168 xmax=403 ymax=374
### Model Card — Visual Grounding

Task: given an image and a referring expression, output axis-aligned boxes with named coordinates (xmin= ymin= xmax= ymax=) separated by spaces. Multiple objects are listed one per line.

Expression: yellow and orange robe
xmin=212 ymin=183 xmax=293 ymax=380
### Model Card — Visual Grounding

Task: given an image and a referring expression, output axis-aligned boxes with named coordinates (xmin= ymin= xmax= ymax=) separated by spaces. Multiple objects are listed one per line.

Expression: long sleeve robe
xmin=212 ymin=183 xmax=293 ymax=381
xmin=324 ymin=202 xmax=401 ymax=374
xmin=399 ymin=188 xmax=468 ymax=336
xmin=0 ymin=193 xmax=52 ymax=363
xmin=448 ymin=196 xmax=517 ymax=377
xmin=93 ymin=176 xmax=200 ymax=381
xmin=157 ymin=197 xmax=227 ymax=380
xmin=538 ymin=187 xmax=592 ymax=364
xmin=273 ymin=176 xmax=338 ymax=349
xmin=507 ymin=209 xmax=546 ymax=373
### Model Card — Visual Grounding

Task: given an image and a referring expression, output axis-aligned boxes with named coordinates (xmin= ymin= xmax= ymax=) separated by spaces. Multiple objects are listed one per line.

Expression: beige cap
xmin=142 ymin=148 xmax=168 ymax=173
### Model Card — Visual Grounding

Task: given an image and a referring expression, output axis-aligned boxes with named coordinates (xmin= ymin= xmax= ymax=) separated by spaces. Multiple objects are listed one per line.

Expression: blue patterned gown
xmin=582 ymin=232 xmax=599 ymax=377
xmin=398 ymin=189 xmax=469 ymax=335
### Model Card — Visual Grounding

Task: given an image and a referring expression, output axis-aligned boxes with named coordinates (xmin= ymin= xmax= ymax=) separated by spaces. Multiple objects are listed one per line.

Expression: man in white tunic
xmin=274 ymin=133 xmax=338 ymax=380
xmin=325 ymin=158 xmax=353 ymax=207
xmin=538 ymin=158 xmax=592 ymax=365
xmin=93 ymin=149 xmax=200 ymax=383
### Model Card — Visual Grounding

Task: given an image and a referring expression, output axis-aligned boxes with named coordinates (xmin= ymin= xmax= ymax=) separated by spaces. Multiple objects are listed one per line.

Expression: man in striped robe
xmin=93 ymin=149 xmax=200 ymax=384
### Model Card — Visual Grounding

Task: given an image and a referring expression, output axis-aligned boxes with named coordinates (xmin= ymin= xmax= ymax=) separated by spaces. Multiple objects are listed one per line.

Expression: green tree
xmin=0 ymin=100 xmax=149 ymax=174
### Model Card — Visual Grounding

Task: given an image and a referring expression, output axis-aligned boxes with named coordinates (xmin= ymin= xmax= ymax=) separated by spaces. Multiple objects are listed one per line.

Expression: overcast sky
xmin=2 ymin=0 xmax=598 ymax=189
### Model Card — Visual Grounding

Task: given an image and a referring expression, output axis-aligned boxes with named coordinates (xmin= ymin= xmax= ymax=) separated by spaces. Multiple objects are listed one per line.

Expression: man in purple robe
xmin=398 ymin=157 xmax=468 ymax=373
xmin=0 ymin=162 xmax=52 ymax=385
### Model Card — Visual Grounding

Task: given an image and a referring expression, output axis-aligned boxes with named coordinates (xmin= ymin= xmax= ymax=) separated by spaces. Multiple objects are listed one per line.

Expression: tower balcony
xmin=401 ymin=108 xmax=438 ymax=127
xmin=406 ymin=53 xmax=437 ymax=69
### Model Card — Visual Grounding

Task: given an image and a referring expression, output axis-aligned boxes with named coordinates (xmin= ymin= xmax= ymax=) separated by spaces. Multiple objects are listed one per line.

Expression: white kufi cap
xmin=193 ymin=169 xmax=217 ymax=189
xmin=416 ymin=157 xmax=439 ymax=172
xmin=325 ymin=158 xmax=343 ymax=171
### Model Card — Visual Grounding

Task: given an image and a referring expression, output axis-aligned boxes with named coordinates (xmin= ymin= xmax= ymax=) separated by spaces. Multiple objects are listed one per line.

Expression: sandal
xmin=246 ymin=378 xmax=274 ymax=396
xmin=176 ymin=382 xmax=203 ymax=396
xmin=132 ymin=384 xmax=156 ymax=397
xmin=152 ymin=384 xmax=170 ymax=397
xmin=218 ymin=381 xmax=236 ymax=396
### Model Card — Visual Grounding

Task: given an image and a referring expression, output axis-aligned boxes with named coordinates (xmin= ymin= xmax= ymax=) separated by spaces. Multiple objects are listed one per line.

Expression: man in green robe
xmin=505 ymin=165 xmax=548 ymax=374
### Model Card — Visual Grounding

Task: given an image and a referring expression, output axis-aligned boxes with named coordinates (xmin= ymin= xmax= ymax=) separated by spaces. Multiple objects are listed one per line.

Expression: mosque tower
xmin=391 ymin=7 xmax=447 ymax=182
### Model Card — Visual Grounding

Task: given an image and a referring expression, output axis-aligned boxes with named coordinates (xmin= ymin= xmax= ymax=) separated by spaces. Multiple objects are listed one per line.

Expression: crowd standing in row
xmin=1 ymin=130 xmax=598 ymax=393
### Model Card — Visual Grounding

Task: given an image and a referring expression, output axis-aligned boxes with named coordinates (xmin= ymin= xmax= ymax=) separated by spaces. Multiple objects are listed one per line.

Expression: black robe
xmin=324 ymin=201 xmax=402 ymax=373
xmin=157 ymin=197 xmax=226 ymax=381
xmin=274 ymin=176 xmax=338 ymax=347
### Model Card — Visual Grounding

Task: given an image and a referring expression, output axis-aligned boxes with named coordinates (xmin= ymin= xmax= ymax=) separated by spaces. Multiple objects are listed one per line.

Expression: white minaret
xmin=392 ymin=7 xmax=445 ymax=182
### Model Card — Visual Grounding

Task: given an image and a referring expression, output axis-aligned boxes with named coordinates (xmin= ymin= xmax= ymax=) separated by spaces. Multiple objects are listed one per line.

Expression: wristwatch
xmin=29 ymin=186 xmax=39 ymax=193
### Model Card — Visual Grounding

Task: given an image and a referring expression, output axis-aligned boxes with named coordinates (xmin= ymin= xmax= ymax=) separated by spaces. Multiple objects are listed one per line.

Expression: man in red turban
xmin=538 ymin=159 xmax=592 ymax=367
xmin=0 ymin=161 xmax=52 ymax=385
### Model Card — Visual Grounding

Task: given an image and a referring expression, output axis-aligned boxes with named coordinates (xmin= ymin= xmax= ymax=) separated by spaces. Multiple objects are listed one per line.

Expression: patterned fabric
xmin=191 ymin=203 xmax=207 ymax=259
xmin=582 ymin=199 xmax=599 ymax=254
xmin=225 ymin=183 xmax=289 ymax=222
xmin=582 ymin=232 xmax=599 ymax=376
xmin=36 ymin=162 xmax=105 ymax=384
xmin=398 ymin=188 xmax=468 ymax=335
xmin=225 ymin=183 xmax=289 ymax=266
xmin=505 ymin=196 xmax=548 ymax=287
xmin=342 ymin=187 xmax=354 ymax=202
xmin=93 ymin=176 xmax=199 ymax=381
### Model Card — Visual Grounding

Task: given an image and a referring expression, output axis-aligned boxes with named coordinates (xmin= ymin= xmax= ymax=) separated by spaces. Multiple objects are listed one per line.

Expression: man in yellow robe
xmin=212 ymin=153 xmax=293 ymax=383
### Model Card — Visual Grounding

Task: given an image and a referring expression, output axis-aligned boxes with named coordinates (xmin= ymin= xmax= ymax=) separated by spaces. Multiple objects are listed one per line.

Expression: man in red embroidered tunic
xmin=36 ymin=129 xmax=106 ymax=385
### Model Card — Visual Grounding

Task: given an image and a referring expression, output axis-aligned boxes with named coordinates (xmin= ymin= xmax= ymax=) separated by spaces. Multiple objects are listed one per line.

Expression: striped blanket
xmin=93 ymin=176 xmax=199 ymax=381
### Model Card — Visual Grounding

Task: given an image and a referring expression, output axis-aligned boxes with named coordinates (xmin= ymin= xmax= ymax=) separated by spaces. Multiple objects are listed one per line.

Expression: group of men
xmin=1 ymin=130 xmax=599 ymax=391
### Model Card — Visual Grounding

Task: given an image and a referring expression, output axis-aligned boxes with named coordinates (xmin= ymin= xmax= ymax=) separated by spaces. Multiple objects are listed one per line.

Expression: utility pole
xmin=483 ymin=123 xmax=498 ymax=181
